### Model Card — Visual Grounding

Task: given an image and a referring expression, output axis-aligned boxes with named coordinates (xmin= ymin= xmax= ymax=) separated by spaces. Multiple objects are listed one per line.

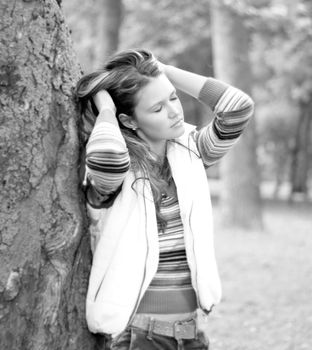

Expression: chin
xmin=172 ymin=124 xmax=185 ymax=138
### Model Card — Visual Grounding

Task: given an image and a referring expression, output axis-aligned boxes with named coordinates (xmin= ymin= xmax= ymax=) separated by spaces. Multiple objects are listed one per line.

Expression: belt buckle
xmin=173 ymin=318 xmax=197 ymax=340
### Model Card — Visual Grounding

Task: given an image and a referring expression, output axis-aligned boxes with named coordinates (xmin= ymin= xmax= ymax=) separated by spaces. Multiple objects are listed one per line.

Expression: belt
xmin=130 ymin=314 xmax=197 ymax=340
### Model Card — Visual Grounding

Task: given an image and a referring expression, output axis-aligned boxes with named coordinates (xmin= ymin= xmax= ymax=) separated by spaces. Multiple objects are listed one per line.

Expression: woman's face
xmin=133 ymin=74 xmax=185 ymax=150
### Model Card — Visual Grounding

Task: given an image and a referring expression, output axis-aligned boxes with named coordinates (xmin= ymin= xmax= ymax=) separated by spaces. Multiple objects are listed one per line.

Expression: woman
xmin=76 ymin=49 xmax=254 ymax=350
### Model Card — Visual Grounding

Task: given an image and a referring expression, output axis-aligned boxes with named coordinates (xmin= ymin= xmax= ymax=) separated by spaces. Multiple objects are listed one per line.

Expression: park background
xmin=0 ymin=0 xmax=311 ymax=349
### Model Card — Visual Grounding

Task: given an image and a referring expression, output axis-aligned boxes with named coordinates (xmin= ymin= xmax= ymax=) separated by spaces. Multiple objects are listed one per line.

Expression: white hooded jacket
xmin=85 ymin=123 xmax=222 ymax=338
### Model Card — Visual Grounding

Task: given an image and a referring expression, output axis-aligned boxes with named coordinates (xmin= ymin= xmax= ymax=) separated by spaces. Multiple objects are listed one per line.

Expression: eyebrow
xmin=147 ymin=89 xmax=177 ymax=111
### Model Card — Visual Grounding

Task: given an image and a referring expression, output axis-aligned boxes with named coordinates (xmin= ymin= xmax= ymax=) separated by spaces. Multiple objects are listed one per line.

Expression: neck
xmin=141 ymin=136 xmax=167 ymax=162
xmin=136 ymin=130 xmax=167 ymax=162
xmin=151 ymin=141 xmax=167 ymax=161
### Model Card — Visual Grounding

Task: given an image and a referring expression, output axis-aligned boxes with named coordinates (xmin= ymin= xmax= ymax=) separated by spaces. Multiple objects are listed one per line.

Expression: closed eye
xmin=151 ymin=91 xmax=178 ymax=113
xmin=154 ymin=105 xmax=163 ymax=113
xmin=170 ymin=92 xmax=178 ymax=100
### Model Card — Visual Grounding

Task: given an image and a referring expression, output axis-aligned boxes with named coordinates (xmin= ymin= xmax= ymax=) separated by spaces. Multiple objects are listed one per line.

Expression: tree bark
xmin=290 ymin=99 xmax=312 ymax=197
xmin=210 ymin=0 xmax=263 ymax=230
xmin=0 ymin=1 xmax=95 ymax=349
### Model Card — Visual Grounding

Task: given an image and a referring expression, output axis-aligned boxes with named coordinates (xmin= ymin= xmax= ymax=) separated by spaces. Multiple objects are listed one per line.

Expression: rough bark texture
xmin=290 ymin=99 xmax=312 ymax=196
xmin=210 ymin=0 xmax=263 ymax=229
xmin=0 ymin=1 xmax=96 ymax=349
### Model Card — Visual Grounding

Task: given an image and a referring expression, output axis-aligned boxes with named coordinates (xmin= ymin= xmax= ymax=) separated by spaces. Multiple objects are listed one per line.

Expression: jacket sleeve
xmin=85 ymin=119 xmax=130 ymax=201
xmin=194 ymin=78 xmax=255 ymax=167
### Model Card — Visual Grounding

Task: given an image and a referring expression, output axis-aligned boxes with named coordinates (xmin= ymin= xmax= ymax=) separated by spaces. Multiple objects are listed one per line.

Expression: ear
xmin=118 ymin=113 xmax=137 ymax=130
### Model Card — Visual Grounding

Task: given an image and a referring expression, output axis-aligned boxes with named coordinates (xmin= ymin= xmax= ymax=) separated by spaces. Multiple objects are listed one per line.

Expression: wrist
xmin=162 ymin=64 xmax=172 ymax=77
xmin=99 ymin=106 xmax=116 ymax=115
xmin=96 ymin=108 xmax=119 ymax=127
xmin=93 ymin=90 xmax=116 ymax=114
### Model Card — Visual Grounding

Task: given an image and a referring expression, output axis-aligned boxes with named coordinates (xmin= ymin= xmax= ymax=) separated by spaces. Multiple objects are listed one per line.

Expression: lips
xmin=171 ymin=119 xmax=183 ymax=128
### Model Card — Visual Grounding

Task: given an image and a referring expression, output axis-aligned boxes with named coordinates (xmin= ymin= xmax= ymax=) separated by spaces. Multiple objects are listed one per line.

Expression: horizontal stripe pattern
xmin=137 ymin=194 xmax=198 ymax=314
xmin=86 ymin=121 xmax=130 ymax=194
xmin=196 ymin=83 xmax=254 ymax=167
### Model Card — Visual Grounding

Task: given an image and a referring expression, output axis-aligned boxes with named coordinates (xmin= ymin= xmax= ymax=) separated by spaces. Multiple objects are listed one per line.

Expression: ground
xmin=206 ymin=200 xmax=312 ymax=350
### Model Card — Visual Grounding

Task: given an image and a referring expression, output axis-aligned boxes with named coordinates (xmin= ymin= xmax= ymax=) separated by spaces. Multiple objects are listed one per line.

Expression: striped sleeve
xmin=195 ymin=78 xmax=254 ymax=167
xmin=85 ymin=120 xmax=130 ymax=195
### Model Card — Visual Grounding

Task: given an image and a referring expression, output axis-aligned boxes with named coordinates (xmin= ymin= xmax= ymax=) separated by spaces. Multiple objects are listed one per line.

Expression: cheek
xmin=136 ymin=112 xmax=168 ymax=131
xmin=144 ymin=117 xmax=170 ymax=137
xmin=177 ymin=100 xmax=184 ymax=114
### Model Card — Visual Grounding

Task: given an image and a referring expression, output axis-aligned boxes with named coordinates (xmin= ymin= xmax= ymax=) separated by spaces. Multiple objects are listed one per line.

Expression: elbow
xmin=249 ymin=99 xmax=255 ymax=119
xmin=249 ymin=96 xmax=255 ymax=114
xmin=86 ymin=150 xmax=130 ymax=173
xmin=242 ymin=95 xmax=255 ymax=119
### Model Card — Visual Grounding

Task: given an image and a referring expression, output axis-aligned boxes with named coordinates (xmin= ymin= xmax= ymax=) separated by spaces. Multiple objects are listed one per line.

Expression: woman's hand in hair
xmin=156 ymin=60 xmax=166 ymax=74
xmin=93 ymin=90 xmax=116 ymax=115
xmin=157 ymin=64 xmax=207 ymax=99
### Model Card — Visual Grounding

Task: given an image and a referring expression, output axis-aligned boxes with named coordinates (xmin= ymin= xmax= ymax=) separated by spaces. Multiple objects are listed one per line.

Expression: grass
xmin=203 ymin=200 xmax=312 ymax=350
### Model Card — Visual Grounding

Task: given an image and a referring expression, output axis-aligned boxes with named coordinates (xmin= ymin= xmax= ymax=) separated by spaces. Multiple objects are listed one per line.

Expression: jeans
xmin=106 ymin=325 xmax=209 ymax=350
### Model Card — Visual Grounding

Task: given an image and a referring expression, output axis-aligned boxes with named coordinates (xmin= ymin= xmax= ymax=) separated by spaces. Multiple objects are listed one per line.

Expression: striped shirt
xmin=85 ymin=77 xmax=254 ymax=313
xmin=136 ymin=191 xmax=198 ymax=314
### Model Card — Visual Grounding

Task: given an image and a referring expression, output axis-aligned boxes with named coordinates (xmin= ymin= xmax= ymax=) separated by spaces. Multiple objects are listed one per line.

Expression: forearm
xmin=86 ymin=115 xmax=130 ymax=194
xmin=92 ymin=90 xmax=118 ymax=126
xmin=196 ymin=80 xmax=254 ymax=167
xmin=163 ymin=65 xmax=208 ymax=99
xmin=164 ymin=64 xmax=252 ymax=115
xmin=198 ymin=78 xmax=254 ymax=117
xmin=93 ymin=107 xmax=119 ymax=127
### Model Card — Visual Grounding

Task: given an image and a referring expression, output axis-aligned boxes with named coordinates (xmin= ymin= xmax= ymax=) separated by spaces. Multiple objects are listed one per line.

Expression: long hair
xmin=76 ymin=49 xmax=172 ymax=229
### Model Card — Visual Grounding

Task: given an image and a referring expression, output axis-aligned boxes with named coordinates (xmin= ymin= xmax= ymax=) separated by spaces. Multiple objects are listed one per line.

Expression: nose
xmin=168 ymin=102 xmax=179 ymax=119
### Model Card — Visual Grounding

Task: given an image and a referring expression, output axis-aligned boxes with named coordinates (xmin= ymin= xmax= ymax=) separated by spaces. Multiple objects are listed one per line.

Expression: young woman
xmin=76 ymin=49 xmax=254 ymax=350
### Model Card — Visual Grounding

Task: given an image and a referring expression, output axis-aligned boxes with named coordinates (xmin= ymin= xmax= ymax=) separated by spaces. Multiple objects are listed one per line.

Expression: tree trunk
xmin=290 ymin=99 xmax=312 ymax=198
xmin=0 ymin=1 xmax=95 ymax=349
xmin=96 ymin=0 xmax=123 ymax=67
xmin=210 ymin=0 xmax=263 ymax=230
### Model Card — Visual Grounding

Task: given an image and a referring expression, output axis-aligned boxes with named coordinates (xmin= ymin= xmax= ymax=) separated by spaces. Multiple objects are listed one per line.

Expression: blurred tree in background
xmin=283 ymin=0 xmax=312 ymax=198
xmin=63 ymin=0 xmax=124 ymax=71
xmin=210 ymin=0 xmax=263 ymax=229
xmin=250 ymin=0 xmax=312 ymax=199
